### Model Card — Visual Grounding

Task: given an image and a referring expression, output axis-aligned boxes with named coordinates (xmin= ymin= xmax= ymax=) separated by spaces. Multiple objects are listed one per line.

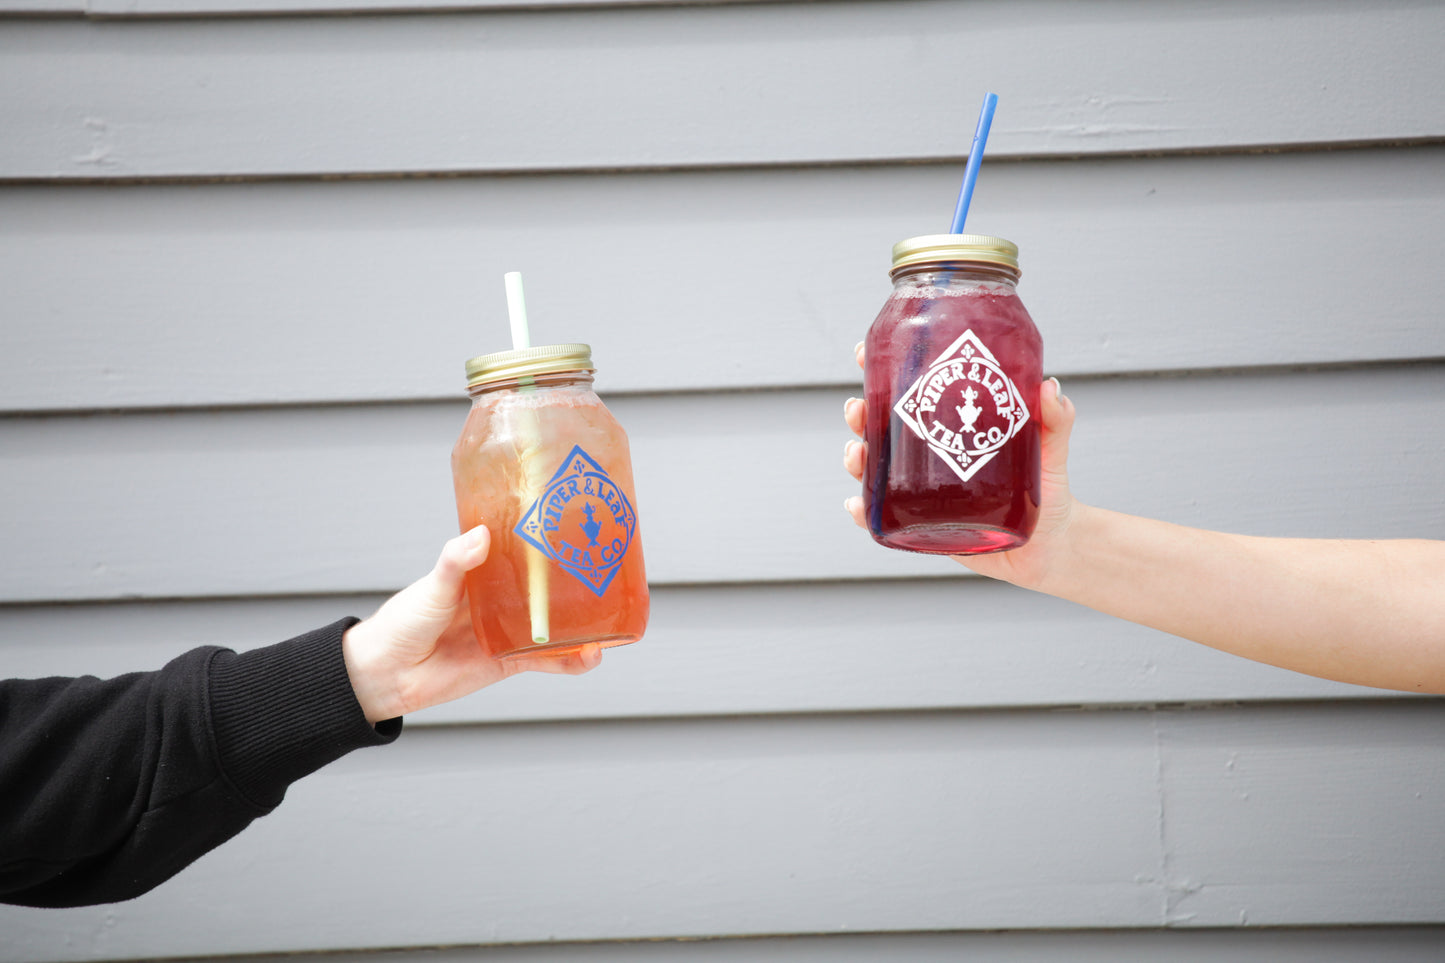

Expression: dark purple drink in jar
xmin=862 ymin=234 xmax=1042 ymax=555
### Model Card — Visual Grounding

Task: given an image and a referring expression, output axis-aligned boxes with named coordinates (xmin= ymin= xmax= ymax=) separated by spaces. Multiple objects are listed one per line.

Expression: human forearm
xmin=0 ymin=623 xmax=391 ymax=907
xmin=846 ymin=370 xmax=1445 ymax=693
xmin=1029 ymin=505 xmax=1445 ymax=693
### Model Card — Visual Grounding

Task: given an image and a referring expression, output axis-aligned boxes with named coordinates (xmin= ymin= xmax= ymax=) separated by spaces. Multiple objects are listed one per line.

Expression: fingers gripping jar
xmin=451 ymin=344 xmax=649 ymax=659
xmin=862 ymin=235 xmax=1042 ymax=555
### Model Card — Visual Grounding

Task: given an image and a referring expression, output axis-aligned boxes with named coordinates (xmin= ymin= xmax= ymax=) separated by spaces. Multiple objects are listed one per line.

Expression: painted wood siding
xmin=5 ymin=148 xmax=1445 ymax=411
xmin=3 ymin=1 xmax=1443 ymax=178
xmin=3 ymin=1 xmax=1444 ymax=960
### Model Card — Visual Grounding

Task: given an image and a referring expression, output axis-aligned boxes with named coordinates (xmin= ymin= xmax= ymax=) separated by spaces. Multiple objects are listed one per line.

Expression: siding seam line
xmin=1151 ymin=707 xmax=1173 ymax=927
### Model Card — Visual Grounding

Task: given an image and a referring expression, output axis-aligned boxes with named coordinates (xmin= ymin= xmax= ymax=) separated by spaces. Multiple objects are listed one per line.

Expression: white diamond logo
xmin=892 ymin=329 xmax=1030 ymax=482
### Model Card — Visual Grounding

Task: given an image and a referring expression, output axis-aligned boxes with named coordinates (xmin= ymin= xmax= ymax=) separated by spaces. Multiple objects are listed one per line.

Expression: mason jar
xmin=451 ymin=344 xmax=648 ymax=659
xmin=862 ymin=234 xmax=1043 ymax=555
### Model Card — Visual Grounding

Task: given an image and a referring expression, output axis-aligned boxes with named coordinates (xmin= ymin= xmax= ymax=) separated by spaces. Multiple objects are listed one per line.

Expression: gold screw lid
xmin=464 ymin=343 xmax=594 ymax=388
xmin=890 ymin=234 xmax=1020 ymax=277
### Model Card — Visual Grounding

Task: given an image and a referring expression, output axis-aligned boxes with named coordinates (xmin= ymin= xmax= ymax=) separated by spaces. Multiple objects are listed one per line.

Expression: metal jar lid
xmin=890 ymin=234 xmax=1021 ymax=278
xmin=464 ymin=343 xmax=594 ymax=388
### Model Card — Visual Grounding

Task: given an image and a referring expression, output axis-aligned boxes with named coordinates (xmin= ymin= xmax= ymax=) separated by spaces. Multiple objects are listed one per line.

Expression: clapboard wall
xmin=2 ymin=1 xmax=1444 ymax=960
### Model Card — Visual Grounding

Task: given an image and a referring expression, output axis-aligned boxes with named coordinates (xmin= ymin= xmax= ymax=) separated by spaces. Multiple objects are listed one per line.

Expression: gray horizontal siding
xmin=2 ymin=0 xmax=786 ymax=14
xmin=40 ymin=928 xmax=1445 ymax=963
xmin=4 ymin=0 xmax=771 ymax=13
xmin=3 ymin=702 xmax=1443 ymax=960
xmin=2 ymin=1 xmax=1443 ymax=180
xmin=0 ymin=581 xmax=1381 ymax=726
xmin=3 ymin=146 xmax=1444 ymax=412
xmin=2 ymin=365 xmax=1441 ymax=602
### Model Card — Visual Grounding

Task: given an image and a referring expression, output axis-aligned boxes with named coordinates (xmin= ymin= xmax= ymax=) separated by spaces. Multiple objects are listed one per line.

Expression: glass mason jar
xmin=451 ymin=344 xmax=648 ymax=660
xmin=862 ymin=234 xmax=1043 ymax=555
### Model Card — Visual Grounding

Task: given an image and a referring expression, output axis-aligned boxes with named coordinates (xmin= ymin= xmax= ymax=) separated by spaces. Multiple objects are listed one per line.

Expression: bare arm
xmin=844 ymin=346 xmax=1445 ymax=694
xmin=1027 ymin=504 xmax=1445 ymax=693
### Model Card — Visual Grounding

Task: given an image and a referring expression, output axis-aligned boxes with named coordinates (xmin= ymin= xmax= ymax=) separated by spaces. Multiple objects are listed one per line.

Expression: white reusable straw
xmin=505 ymin=271 xmax=550 ymax=645
xmin=506 ymin=271 xmax=530 ymax=350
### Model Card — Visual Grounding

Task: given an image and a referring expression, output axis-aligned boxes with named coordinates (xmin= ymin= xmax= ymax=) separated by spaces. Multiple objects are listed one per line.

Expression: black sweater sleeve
xmin=0 ymin=618 xmax=400 ymax=908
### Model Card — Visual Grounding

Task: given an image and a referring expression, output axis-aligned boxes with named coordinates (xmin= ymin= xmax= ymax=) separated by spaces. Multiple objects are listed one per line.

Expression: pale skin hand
xmin=341 ymin=525 xmax=601 ymax=724
xmin=844 ymin=342 xmax=1445 ymax=694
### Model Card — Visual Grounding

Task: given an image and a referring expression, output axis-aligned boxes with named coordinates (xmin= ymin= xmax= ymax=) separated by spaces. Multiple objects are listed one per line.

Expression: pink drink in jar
xmin=862 ymin=234 xmax=1042 ymax=555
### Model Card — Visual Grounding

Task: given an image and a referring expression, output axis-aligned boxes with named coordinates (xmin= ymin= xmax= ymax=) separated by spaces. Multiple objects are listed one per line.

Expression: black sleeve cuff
xmin=207 ymin=617 xmax=401 ymax=810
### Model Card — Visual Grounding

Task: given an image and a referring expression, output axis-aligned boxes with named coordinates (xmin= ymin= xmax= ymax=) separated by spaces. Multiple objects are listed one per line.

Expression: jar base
xmin=871 ymin=523 xmax=1029 ymax=557
xmin=494 ymin=633 xmax=641 ymax=661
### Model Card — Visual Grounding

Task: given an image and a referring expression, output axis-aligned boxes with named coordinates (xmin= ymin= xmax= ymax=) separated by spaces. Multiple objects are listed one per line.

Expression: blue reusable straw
xmin=949 ymin=92 xmax=999 ymax=234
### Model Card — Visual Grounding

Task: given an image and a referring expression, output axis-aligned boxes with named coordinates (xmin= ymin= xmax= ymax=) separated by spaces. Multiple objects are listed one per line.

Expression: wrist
xmin=341 ymin=620 xmax=401 ymax=725
xmin=1021 ymin=497 xmax=1092 ymax=597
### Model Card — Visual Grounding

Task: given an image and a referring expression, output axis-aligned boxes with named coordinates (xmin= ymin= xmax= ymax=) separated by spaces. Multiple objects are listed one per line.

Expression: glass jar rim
xmin=464 ymin=343 xmax=594 ymax=388
xmin=890 ymin=234 xmax=1020 ymax=278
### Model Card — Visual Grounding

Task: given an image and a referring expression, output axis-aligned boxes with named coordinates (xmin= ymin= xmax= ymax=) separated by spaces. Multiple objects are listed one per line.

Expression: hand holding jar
xmin=845 ymin=351 xmax=1078 ymax=589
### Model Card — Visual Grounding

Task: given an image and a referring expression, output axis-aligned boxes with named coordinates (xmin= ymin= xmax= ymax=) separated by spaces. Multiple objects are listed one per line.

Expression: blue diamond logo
xmin=515 ymin=445 xmax=637 ymax=597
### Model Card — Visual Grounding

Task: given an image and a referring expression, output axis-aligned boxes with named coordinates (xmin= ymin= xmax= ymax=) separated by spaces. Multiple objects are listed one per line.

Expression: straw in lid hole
xmin=465 ymin=343 xmax=594 ymax=388
xmin=890 ymin=234 xmax=1020 ymax=278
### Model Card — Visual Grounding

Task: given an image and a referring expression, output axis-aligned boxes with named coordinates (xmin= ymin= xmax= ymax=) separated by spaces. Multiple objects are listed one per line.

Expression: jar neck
xmin=466 ymin=368 xmax=595 ymax=398
xmin=891 ymin=261 xmax=1019 ymax=287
